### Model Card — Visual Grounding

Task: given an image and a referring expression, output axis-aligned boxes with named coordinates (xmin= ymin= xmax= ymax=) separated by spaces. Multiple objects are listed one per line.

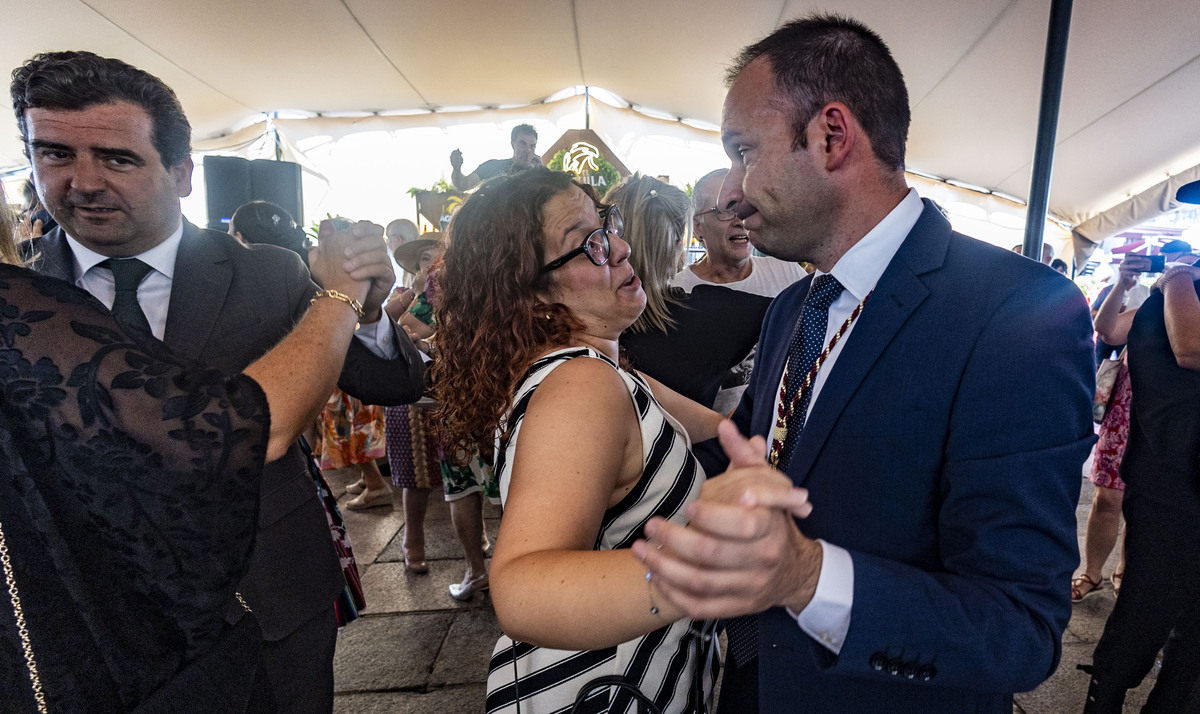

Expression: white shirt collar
xmin=65 ymin=217 xmax=183 ymax=282
xmin=817 ymin=188 xmax=923 ymax=300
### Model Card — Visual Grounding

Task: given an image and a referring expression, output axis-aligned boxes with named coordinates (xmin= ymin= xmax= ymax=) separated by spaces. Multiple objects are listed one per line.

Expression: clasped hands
xmin=309 ymin=219 xmax=395 ymax=324
xmin=632 ymin=420 xmax=823 ymax=620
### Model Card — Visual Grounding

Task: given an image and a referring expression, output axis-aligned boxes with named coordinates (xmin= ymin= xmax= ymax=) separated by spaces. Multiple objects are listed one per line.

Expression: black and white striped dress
xmin=485 ymin=347 xmax=719 ymax=714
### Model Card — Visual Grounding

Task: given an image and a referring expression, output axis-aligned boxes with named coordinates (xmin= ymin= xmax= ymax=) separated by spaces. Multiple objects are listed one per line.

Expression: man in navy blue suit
xmin=633 ymin=13 xmax=1096 ymax=714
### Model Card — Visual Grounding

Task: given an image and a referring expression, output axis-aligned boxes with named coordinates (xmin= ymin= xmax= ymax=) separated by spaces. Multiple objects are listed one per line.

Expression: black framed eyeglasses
xmin=540 ymin=205 xmax=624 ymax=273
xmin=694 ymin=205 xmax=738 ymax=221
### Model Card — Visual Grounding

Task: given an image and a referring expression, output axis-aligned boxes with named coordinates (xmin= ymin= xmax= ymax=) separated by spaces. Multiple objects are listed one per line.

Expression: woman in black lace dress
xmin=0 ymin=202 xmax=382 ymax=712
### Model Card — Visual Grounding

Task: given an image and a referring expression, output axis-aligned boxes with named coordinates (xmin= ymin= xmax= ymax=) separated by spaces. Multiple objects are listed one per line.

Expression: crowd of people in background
xmin=3 ymin=11 xmax=1200 ymax=714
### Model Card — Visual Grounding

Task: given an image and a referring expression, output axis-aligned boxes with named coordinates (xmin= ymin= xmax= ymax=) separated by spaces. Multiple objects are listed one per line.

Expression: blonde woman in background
xmin=611 ymin=173 xmax=773 ymax=409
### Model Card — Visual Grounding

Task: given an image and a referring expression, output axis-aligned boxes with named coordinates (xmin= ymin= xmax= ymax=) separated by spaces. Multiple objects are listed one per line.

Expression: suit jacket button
xmin=886 ymin=659 xmax=903 ymax=676
xmin=903 ymin=664 xmax=919 ymax=679
xmin=919 ymin=665 xmax=937 ymax=681
xmin=869 ymin=653 xmax=887 ymax=671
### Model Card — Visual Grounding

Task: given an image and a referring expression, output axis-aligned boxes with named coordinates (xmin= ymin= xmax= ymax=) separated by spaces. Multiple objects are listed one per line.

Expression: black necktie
xmin=102 ymin=258 xmax=154 ymax=336
xmin=725 ymin=273 xmax=845 ymax=670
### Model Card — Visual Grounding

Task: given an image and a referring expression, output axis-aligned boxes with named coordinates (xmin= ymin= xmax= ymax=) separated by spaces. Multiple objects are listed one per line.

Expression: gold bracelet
xmin=310 ymin=289 xmax=364 ymax=319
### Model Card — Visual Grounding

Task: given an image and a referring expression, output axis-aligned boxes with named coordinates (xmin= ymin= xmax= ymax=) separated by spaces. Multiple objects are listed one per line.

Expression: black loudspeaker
xmin=203 ymin=156 xmax=303 ymax=232
xmin=250 ymin=159 xmax=303 ymax=226
xmin=203 ymin=155 xmax=249 ymax=231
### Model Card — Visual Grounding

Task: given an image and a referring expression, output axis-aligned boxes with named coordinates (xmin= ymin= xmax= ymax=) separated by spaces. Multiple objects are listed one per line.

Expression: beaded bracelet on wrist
xmin=1160 ymin=269 xmax=1193 ymax=290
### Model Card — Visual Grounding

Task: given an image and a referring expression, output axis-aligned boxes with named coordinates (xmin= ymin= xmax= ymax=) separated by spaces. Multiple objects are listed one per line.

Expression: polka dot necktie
xmin=777 ymin=274 xmax=845 ymax=470
xmin=101 ymin=258 xmax=154 ymax=336
xmin=725 ymin=273 xmax=845 ymax=670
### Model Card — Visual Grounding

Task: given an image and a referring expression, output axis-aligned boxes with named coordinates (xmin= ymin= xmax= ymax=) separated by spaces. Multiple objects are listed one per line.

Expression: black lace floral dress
xmin=0 ymin=264 xmax=270 ymax=712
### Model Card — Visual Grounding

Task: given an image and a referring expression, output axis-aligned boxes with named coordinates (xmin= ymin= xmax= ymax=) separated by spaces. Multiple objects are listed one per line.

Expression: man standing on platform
xmin=13 ymin=50 xmax=424 ymax=712
xmin=634 ymin=14 xmax=1095 ymax=714
xmin=449 ymin=123 xmax=542 ymax=190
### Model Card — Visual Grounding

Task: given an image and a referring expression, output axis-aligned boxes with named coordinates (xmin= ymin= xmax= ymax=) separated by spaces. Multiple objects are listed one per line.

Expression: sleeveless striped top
xmin=485 ymin=347 xmax=718 ymax=714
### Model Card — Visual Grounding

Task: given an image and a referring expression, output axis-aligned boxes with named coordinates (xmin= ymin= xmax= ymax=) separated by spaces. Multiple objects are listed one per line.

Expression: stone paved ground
xmin=325 ymin=467 xmax=1159 ymax=714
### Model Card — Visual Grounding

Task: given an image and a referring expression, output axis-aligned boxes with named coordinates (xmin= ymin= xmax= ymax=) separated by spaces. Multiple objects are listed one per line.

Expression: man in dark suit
xmin=12 ymin=51 xmax=424 ymax=712
xmin=634 ymin=14 xmax=1096 ymax=714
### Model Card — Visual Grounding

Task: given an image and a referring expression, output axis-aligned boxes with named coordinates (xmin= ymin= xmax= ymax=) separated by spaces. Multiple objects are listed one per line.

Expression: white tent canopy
xmin=4 ymin=0 xmax=1200 ymax=235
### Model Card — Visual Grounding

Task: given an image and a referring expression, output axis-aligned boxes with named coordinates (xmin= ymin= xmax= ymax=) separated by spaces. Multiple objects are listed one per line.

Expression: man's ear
xmin=172 ymin=156 xmax=195 ymax=198
xmin=814 ymin=102 xmax=855 ymax=172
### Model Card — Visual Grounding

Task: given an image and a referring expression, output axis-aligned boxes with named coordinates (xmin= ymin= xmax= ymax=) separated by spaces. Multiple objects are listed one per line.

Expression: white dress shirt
xmin=772 ymin=188 xmax=924 ymax=654
xmin=65 ymin=219 xmax=396 ymax=356
xmin=67 ymin=222 xmax=182 ymax=341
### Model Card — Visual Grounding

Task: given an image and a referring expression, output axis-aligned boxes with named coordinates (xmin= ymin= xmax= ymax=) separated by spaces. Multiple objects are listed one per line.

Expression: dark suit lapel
xmin=787 ymin=202 xmax=951 ymax=486
xmin=27 ymin=228 xmax=76 ymax=282
xmin=164 ymin=221 xmax=232 ymax=361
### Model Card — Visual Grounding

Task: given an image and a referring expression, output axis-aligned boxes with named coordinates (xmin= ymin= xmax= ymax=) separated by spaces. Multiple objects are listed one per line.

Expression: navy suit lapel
xmin=164 ymin=221 xmax=232 ymax=361
xmin=786 ymin=201 xmax=951 ymax=486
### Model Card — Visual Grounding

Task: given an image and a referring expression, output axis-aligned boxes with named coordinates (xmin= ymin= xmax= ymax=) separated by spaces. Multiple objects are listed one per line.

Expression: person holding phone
xmin=1083 ymin=238 xmax=1200 ymax=711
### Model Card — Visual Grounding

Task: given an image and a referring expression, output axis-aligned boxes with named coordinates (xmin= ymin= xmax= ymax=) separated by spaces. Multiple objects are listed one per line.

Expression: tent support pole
xmin=1023 ymin=0 xmax=1073 ymax=262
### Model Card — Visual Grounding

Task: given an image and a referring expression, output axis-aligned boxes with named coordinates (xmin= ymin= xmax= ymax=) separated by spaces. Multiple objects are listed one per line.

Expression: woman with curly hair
xmin=434 ymin=169 xmax=723 ymax=713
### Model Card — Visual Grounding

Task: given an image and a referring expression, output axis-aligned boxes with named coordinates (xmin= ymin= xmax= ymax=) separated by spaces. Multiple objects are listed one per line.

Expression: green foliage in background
xmin=407 ymin=178 xmax=454 ymax=197
xmin=549 ymin=149 xmax=621 ymax=192
xmin=305 ymin=213 xmax=351 ymax=241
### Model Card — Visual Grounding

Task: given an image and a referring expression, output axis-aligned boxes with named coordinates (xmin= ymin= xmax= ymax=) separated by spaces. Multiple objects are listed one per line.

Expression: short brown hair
xmin=728 ymin=13 xmax=910 ymax=172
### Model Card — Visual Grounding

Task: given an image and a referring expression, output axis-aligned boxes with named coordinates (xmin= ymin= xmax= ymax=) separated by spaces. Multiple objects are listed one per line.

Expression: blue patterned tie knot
xmin=807 ymin=274 xmax=845 ymax=312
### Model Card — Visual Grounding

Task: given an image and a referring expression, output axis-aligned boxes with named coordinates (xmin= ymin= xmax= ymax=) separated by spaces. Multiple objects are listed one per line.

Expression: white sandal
xmin=345 ymin=488 xmax=392 ymax=510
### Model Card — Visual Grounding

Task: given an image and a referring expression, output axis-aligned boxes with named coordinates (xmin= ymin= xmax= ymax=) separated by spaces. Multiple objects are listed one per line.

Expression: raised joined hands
xmin=310 ymin=219 xmax=394 ymax=323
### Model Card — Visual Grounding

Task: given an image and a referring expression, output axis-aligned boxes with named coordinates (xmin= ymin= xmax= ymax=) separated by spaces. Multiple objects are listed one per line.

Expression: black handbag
xmin=570 ymin=675 xmax=663 ymax=714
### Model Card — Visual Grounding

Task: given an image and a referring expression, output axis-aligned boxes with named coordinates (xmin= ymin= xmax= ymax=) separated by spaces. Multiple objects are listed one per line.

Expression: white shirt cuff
xmin=354 ymin=315 xmax=399 ymax=359
xmin=789 ymin=539 xmax=854 ymax=654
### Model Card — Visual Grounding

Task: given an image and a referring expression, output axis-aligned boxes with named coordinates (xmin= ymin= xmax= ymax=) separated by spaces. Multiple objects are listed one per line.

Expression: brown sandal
xmin=1110 ymin=572 xmax=1123 ymax=598
xmin=402 ymin=543 xmax=429 ymax=574
xmin=1072 ymin=573 xmax=1104 ymax=603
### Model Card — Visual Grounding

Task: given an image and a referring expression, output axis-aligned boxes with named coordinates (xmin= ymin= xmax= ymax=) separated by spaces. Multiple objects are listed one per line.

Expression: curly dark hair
xmin=11 ymin=50 xmax=192 ymax=168
xmin=432 ymin=170 xmax=595 ymax=447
